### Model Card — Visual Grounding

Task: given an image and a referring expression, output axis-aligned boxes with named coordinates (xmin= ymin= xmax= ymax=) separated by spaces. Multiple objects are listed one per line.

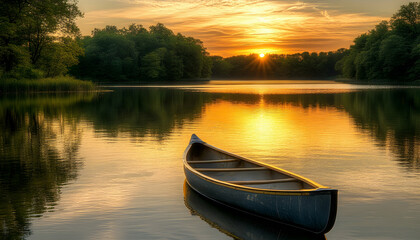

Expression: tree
xmin=0 ymin=0 xmax=83 ymax=77
xmin=37 ymin=37 xmax=84 ymax=77
xmin=379 ymin=35 xmax=410 ymax=79
xmin=140 ymin=48 xmax=166 ymax=80
xmin=74 ymin=24 xmax=210 ymax=81
xmin=211 ymin=56 xmax=232 ymax=78
xmin=390 ymin=2 xmax=420 ymax=39
xmin=335 ymin=2 xmax=419 ymax=82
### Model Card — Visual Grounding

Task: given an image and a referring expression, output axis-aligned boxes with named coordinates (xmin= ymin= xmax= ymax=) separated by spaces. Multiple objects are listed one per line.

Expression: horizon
xmin=76 ymin=0 xmax=412 ymax=57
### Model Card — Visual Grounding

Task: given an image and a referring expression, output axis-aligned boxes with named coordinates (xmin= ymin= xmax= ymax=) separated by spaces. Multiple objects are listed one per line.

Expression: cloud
xmin=77 ymin=0 xmax=385 ymax=56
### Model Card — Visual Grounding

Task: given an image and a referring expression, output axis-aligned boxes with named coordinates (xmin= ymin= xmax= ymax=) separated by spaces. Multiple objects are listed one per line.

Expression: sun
xmin=259 ymin=53 xmax=265 ymax=58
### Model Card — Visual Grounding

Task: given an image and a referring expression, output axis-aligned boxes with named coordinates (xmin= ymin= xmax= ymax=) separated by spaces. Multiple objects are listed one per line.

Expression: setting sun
xmin=259 ymin=53 xmax=265 ymax=58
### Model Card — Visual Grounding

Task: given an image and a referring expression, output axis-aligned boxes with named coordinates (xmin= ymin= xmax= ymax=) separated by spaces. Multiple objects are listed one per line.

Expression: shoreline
xmin=0 ymin=76 xmax=96 ymax=93
xmin=2 ymin=78 xmax=419 ymax=93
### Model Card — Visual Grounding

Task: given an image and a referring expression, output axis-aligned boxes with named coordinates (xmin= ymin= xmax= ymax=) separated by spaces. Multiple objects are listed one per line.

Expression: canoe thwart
xmin=195 ymin=167 xmax=267 ymax=172
xmin=227 ymin=178 xmax=298 ymax=185
xmin=188 ymin=159 xmax=238 ymax=164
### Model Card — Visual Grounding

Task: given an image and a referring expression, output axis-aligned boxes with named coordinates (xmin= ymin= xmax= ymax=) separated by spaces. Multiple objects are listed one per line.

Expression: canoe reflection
xmin=183 ymin=181 xmax=326 ymax=240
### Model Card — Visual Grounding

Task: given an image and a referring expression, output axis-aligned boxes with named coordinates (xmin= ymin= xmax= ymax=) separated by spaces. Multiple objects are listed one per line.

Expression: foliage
xmin=211 ymin=49 xmax=347 ymax=79
xmin=0 ymin=0 xmax=83 ymax=78
xmin=336 ymin=2 xmax=420 ymax=82
xmin=0 ymin=76 xmax=95 ymax=93
xmin=37 ymin=37 xmax=84 ymax=77
xmin=72 ymin=24 xmax=212 ymax=81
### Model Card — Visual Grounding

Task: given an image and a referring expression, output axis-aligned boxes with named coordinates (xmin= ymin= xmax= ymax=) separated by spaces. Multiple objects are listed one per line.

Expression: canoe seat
xmin=188 ymin=159 xmax=238 ymax=164
xmin=227 ymin=178 xmax=298 ymax=185
xmin=195 ymin=167 xmax=266 ymax=172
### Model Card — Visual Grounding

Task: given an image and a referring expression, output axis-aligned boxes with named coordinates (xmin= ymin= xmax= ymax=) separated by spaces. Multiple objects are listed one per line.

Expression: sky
xmin=76 ymin=0 xmax=412 ymax=56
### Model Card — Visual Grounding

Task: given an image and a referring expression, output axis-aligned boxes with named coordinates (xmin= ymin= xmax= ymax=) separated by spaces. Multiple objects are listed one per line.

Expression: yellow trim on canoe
xmin=183 ymin=140 xmax=331 ymax=196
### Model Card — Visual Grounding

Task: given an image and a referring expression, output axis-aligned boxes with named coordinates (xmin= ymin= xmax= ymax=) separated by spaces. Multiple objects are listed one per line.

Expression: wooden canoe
xmin=183 ymin=134 xmax=338 ymax=234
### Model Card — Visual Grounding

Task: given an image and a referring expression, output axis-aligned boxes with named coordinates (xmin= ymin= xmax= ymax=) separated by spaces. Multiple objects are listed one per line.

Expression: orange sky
xmin=76 ymin=0 xmax=411 ymax=57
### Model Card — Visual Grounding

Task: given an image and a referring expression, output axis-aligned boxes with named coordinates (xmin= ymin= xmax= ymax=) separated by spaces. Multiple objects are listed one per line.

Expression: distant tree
xmin=164 ymin=50 xmax=183 ymax=81
xmin=211 ymin=50 xmax=347 ymax=80
xmin=390 ymin=2 xmax=420 ymax=39
xmin=37 ymin=37 xmax=84 ymax=77
xmin=140 ymin=48 xmax=167 ymax=80
xmin=210 ymin=56 xmax=232 ymax=78
xmin=74 ymin=23 xmax=210 ymax=81
xmin=409 ymin=43 xmax=420 ymax=80
xmin=379 ymin=35 xmax=411 ymax=79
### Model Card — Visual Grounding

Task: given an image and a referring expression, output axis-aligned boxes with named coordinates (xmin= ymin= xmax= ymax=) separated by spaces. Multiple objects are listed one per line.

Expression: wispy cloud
xmin=77 ymin=0 xmax=386 ymax=56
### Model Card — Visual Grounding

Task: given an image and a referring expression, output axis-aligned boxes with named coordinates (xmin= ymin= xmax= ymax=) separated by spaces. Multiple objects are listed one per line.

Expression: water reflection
xmin=1 ymin=84 xmax=419 ymax=239
xmin=183 ymin=182 xmax=325 ymax=240
xmin=76 ymin=88 xmax=213 ymax=140
xmin=75 ymin=87 xmax=419 ymax=169
xmin=191 ymin=89 xmax=419 ymax=170
xmin=0 ymin=94 xmax=93 ymax=238
xmin=336 ymin=90 xmax=420 ymax=170
xmin=73 ymin=87 xmax=420 ymax=170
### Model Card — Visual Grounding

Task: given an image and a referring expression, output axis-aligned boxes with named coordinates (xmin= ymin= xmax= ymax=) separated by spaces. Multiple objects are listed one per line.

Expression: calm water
xmin=1 ymin=81 xmax=419 ymax=240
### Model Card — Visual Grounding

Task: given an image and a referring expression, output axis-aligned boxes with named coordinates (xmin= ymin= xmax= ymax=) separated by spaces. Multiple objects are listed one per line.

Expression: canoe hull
xmin=184 ymin=166 xmax=337 ymax=234
xmin=184 ymin=182 xmax=327 ymax=240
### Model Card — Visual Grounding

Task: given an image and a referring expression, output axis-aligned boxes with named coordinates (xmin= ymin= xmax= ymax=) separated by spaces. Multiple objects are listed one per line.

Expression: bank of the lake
xmin=0 ymin=76 xmax=96 ymax=93
xmin=334 ymin=78 xmax=420 ymax=86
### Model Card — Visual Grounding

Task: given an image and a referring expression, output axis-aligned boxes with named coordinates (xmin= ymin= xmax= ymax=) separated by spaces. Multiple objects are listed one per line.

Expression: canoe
xmin=184 ymin=181 xmax=327 ymax=240
xmin=183 ymin=134 xmax=338 ymax=234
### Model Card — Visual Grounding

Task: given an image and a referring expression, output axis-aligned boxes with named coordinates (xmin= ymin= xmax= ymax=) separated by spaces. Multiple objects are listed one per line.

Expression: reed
xmin=0 ymin=76 xmax=95 ymax=93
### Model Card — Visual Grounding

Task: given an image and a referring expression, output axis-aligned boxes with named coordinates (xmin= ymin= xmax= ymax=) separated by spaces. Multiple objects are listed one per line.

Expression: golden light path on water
xmin=25 ymin=83 xmax=420 ymax=239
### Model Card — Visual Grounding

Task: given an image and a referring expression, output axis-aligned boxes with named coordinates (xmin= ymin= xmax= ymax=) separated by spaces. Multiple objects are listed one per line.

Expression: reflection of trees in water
xmin=335 ymin=90 xmax=420 ymax=170
xmin=173 ymin=90 xmax=419 ymax=170
xmin=262 ymin=90 xmax=419 ymax=170
xmin=75 ymin=88 xmax=214 ymax=140
xmin=216 ymin=90 xmax=420 ymax=170
xmin=0 ymin=88 xmax=418 ymax=238
xmin=0 ymin=94 xmax=90 ymax=239
xmin=76 ymin=88 xmax=419 ymax=170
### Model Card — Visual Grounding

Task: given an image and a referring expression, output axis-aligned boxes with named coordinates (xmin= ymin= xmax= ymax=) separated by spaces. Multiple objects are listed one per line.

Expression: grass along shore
xmin=0 ymin=76 xmax=96 ymax=93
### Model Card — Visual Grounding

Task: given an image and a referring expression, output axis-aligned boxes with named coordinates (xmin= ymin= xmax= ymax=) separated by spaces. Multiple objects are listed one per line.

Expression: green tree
xmin=390 ymin=2 xmax=419 ymax=39
xmin=37 ymin=37 xmax=84 ymax=77
xmin=0 ymin=0 xmax=83 ymax=77
xmin=379 ymin=35 xmax=411 ymax=79
xmin=336 ymin=2 xmax=419 ymax=82
xmin=210 ymin=56 xmax=232 ymax=78
xmin=140 ymin=48 xmax=167 ymax=80
xmin=74 ymin=24 xmax=210 ymax=81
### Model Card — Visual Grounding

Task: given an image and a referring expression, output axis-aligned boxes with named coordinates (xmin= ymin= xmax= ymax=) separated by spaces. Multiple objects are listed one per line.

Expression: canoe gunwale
xmin=183 ymin=137 xmax=333 ymax=195
xmin=183 ymin=134 xmax=338 ymax=234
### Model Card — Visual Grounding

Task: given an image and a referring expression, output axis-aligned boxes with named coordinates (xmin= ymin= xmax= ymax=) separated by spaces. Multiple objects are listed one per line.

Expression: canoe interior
xmin=187 ymin=143 xmax=315 ymax=190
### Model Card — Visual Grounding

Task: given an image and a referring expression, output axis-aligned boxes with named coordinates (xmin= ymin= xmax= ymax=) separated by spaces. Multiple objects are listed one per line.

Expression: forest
xmin=335 ymin=2 xmax=419 ymax=82
xmin=211 ymin=50 xmax=347 ymax=79
xmin=70 ymin=24 xmax=212 ymax=81
xmin=0 ymin=1 xmax=419 ymax=84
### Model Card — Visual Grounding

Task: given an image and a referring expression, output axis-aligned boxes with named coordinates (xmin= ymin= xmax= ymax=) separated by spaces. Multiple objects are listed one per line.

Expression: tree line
xmin=211 ymin=50 xmax=347 ymax=79
xmin=70 ymin=24 xmax=212 ymax=81
xmin=212 ymin=2 xmax=419 ymax=82
xmin=0 ymin=1 xmax=418 ymax=82
xmin=335 ymin=2 xmax=419 ymax=82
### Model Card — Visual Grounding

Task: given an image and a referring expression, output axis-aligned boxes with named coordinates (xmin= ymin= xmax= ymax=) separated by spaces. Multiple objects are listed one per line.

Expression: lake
xmin=1 ymin=80 xmax=419 ymax=239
